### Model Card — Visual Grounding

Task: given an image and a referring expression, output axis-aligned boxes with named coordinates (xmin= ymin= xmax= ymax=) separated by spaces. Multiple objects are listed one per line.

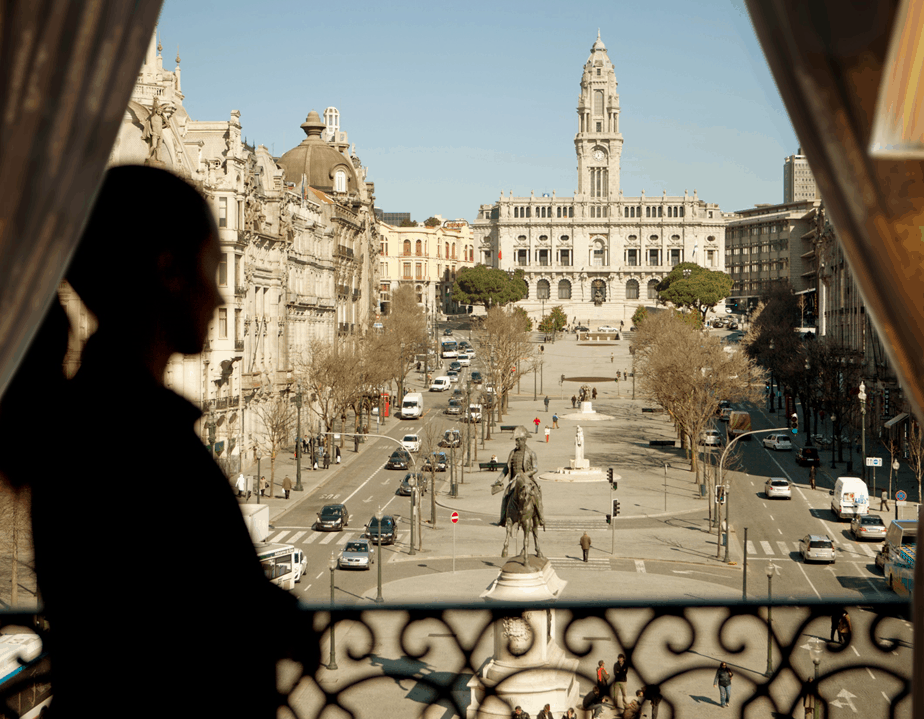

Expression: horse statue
xmin=501 ymin=473 xmax=544 ymax=560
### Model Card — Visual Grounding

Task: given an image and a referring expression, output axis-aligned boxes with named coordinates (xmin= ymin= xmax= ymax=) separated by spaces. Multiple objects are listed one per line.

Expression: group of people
xmin=571 ymin=386 xmax=598 ymax=407
xmin=585 ymin=655 xmax=661 ymax=718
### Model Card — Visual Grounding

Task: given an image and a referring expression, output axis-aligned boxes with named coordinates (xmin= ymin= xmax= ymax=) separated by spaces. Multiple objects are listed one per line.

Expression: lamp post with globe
xmin=374 ymin=505 xmax=384 ymax=604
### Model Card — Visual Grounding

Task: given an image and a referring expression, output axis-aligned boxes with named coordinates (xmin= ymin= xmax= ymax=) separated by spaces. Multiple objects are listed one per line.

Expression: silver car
xmin=762 ymin=434 xmax=793 ymax=451
xmin=800 ymin=534 xmax=836 ymax=564
xmin=339 ymin=539 xmax=373 ymax=570
xmin=764 ymin=477 xmax=792 ymax=499
xmin=850 ymin=513 xmax=887 ymax=541
xmin=699 ymin=429 xmax=722 ymax=446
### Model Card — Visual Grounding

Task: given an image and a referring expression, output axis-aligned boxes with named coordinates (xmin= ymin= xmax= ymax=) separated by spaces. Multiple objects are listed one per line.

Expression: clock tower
xmin=575 ymin=31 xmax=622 ymax=200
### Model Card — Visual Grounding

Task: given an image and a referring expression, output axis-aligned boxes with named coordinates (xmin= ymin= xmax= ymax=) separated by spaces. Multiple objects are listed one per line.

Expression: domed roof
xmin=277 ymin=110 xmax=358 ymax=195
xmin=592 ymin=30 xmax=606 ymax=51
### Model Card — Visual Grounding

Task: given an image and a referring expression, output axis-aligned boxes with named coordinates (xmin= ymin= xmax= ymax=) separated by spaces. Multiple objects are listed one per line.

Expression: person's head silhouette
xmin=67 ymin=165 xmax=222 ymax=378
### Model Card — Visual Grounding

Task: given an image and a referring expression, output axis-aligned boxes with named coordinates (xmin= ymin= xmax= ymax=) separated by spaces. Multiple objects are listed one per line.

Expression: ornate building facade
xmin=472 ymin=33 xmax=726 ymax=327
xmin=60 ymin=31 xmax=378 ymax=469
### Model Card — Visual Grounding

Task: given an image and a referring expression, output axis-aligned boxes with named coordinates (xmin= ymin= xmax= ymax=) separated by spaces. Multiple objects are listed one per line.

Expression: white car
xmin=762 ymin=434 xmax=793 ymax=451
xmin=764 ymin=477 xmax=792 ymax=499
xmin=457 ymin=353 xmax=471 ymax=367
xmin=597 ymin=325 xmax=619 ymax=333
xmin=401 ymin=434 xmax=421 ymax=453
xmin=429 ymin=376 xmax=451 ymax=391
xmin=699 ymin=429 xmax=722 ymax=446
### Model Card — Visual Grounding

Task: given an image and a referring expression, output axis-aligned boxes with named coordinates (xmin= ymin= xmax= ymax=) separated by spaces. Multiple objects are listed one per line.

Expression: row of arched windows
xmin=399 ymin=239 xmax=473 ymax=261
xmin=523 ymin=278 xmax=661 ymax=301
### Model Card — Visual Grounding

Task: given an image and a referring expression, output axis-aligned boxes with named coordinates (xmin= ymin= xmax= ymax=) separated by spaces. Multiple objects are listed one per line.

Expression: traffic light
xmin=716 ymin=486 xmax=726 ymax=504
xmin=605 ymin=514 xmax=612 ymax=524
xmin=612 ymin=499 xmax=620 ymax=517
xmin=765 ymin=381 xmax=771 ymax=395
xmin=789 ymin=413 xmax=799 ymax=434
xmin=606 ymin=468 xmax=617 ymax=488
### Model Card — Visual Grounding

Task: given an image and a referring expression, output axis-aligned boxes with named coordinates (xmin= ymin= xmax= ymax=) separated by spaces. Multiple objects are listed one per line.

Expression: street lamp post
xmin=891 ymin=458 xmax=899 ymax=516
xmin=809 ymin=639 xmax=822 ymax=719
xmin=766 ymin=562 xmax=776 ymax=677
xmin=830 ymin=414 xmax=837 ymax=469
xmin=327 ymin=552 xmax=338 ymax=670
xmin=374 ymin=505 xmax=384 ymax=603
xmin=255 ymin=447 xmax=261 ymax=505
xmin=294 ymin=383 xmax=303 ymax=491
xmin=207 ymin=412 xmax=217 ymax=459
xmin=804 ymin=360 xmax=814 ymax=447
xmin=408 ymin=475 xmax=417 ymax=556
xmin=859 ymin=381 xmax=867 ymax=483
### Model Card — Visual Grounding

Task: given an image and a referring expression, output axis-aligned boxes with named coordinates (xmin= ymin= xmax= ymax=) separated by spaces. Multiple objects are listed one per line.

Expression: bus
xmin=440 ymin=339 xmax=458 ymax=358
xmin=0 ymin=632 xmax=51 ymax=719
xmin=255 ymin=543 xmax=306 ymax=590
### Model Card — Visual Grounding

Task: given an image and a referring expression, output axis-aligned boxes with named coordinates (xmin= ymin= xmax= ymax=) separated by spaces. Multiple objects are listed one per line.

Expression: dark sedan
xmin=366 ymin=515 xmax=396 ymax=545
xmin=795 ymin=447 xmax=821 ymax=467
xmin=397 ymin=472 xmax=427 ymax=496
xmin=385 ymin=449 xmax=411 ymax=470
xmin=423 ymin=451 xmax=448 ymax=472
xmin=316 ymin=503 xmax=350 ymax=532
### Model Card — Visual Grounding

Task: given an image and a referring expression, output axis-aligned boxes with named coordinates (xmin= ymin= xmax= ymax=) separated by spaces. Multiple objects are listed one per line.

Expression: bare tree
xmin=382 ymin=284 xmax=427 ymax=399
xmin=477 ymin=306 xmax=535 ymax=419
xmin=251 ymin=388 xmax=296 ymax=499
xmin=0 ymin=482 xmax=33 ymax=607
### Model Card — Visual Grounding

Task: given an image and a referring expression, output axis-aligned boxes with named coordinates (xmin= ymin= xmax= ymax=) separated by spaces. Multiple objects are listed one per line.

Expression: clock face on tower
xmin=592 ymin=149 xmax=605 ymax=161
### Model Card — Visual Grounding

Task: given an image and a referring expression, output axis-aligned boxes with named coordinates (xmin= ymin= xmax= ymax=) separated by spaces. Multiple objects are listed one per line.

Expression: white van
xmin=401 ymin=392 xmax=424 ymax=419
xmin=831 ymin=476 xmax=869 ymax=520
xmin=429 ymin=376 xmax=451 ymax=392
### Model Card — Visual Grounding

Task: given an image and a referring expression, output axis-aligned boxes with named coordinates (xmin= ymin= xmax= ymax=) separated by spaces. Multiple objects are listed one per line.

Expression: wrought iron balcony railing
xmin=0 ymin=599 xmax=912 ymax=718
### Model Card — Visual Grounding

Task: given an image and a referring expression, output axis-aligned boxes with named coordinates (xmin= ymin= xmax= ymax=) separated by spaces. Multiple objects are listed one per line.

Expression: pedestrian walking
xmin=610 ymin=353 xmax=614 ymax=363
xmin=591 ymin=387 xmax=597 ymax=400
xmin=544 ymin=426 xmax=551 ymax=443
xmin=713 ymin=661 xmax=733 ymax=708
xmin=880 ymin=489 xmax=890 ymax=511
xmin=837 ymin=608 xmax=852 ymax=644
xmin=354 ymin=434 xmax=360 ymax=453
xmin=234 ymin=473 xmax=246 ymax=497
xmin=335 ymin=446 xmax=341 ymax=464
xmin=571 ymin=395 xmax=577 ymax=408
xmin=534 ymin=417 xmax=541 ymax=433
xmin=282 ymin=475 xmax=292 ymax=500
xmin=259 ymin=476 xmax=268 ymax=497
xmin=323 ymin=451 xmax=330 ymax=470
xmin=612 ymin=654 xmax=629 ymax=708
xmin=641 ymin=684 xmax=662 ymax=719
xmin=544 ymin=395 xmax=550 ymax=412
xmin=552 ymin=413 xmax=559 ymax=428
xmin=580 ymin=532 xmax=591 ymax=562
xmin=540 ymin=345 xmax=545 ymax=353
xmin=595 ymin=660 xmax=610 ymax=694
xmin=809 ymin=465 xmax=816 ymax=490
xmin=802 ymin=677 xmax=816 ymax=719
xmin=829 ymin=610 xmax=840 ymax=642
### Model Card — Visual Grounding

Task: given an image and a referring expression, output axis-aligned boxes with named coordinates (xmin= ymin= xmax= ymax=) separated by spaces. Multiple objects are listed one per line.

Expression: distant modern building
xmin=375 ymin=209 xmax=412 ymax=226
xmin=377 ymin=218 xmax=475 ymax=318
xmin=473 ymin=32 xmax=726 ymax=327
xmin=724 ymin=200 xmax=820 ymax=310
xmin=783 ymin=148 xmax=821 ymax=203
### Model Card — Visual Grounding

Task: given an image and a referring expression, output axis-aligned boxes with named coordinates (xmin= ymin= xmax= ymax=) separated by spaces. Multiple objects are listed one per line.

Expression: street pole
xmin=859 ymin=381 xmax=867 ymax=483
xmin=374 ymin=506 xmax=384 ymax=603
xmin=409 ymin=477 xmax=417 ymax=556
xmin=766 ymin=562 xmax=774 ymax=677
xmin=742 ymin=527 xmax=748 ymax=600
xmin=830 ymin=413 xmax=837 ymax=469
xmin=255 ymin=451 xmax=261 ymax=505
xmin=295 ymin=384 xmax=303 ymax=491
xmin=327 ymin=553 xmax=338 ymax=670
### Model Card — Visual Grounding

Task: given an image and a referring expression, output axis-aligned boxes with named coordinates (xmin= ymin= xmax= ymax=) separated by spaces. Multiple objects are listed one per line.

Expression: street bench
xmin=478 ymin=462 xmax=507 ymax=472
xmin=649 ymin=440 xmax=676 ymax=447
xmin=499 ymin=425 xmax=517 ymax=432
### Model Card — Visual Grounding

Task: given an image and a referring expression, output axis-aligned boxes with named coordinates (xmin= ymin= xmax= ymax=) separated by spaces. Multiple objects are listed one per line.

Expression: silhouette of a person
xmin=26 ymin=166 xmax=314 ymax=718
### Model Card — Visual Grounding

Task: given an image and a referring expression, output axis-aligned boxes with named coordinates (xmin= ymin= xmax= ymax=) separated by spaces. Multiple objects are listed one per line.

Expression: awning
xmin=884 ymin=412 xmax=909 ymax=429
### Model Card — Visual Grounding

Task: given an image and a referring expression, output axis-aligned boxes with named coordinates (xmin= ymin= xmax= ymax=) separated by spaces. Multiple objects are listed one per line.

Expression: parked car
xmin=764 ymin=477 xmax=792 ymax=499
xmin=397 ymin=472 xmax=427 ymax=496
xmin=446 ymin=398 xmax=463 ymax=415
xmin=762 ymin=434 xmax=793 ymax=451
xmin=385 ymin=449 xmax=411 ymax=470
xmin=597 ymin=325 xmax=619 ymax=333
xmin=422 ymin=452 xmax=448 ymax=473
xmin=795 ymin=446 xmax=821 ymax=467
xmin=365 ymin=515 xmax=396 ymax=545
xmin=439 ymin=429 xmax=462 ymax=448
xmin=316 ymin=503 xmax=350 ymax=532
xmin=574 ymin=325 xmax=589 ymax=332
xmin=699 ymin=429 xmax=723 ymax=446
xmin=727 ymin=321 xmax=739 ymax=330
xmin=800 ymin=534 xmax=836 ymax=563
xmin=851 ymin=513 xmax=887 ymax=541
xmin=401 ymin=434 xmax=421 ymax=453
xmin=339 ymin=539 xmax=373 ymax=570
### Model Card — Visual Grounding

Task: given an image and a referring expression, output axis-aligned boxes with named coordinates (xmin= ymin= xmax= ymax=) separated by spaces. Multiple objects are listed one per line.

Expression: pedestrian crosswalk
xmin=549 ymin=557 xmax=612 ymax=571
xmin=266 ymin=528 xmax=410 ymax=547
xmin=746 ymin=539 xmax=878 ymax=558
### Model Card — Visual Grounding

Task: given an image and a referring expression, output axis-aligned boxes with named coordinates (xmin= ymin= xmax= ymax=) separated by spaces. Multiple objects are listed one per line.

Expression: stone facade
xmin=60 ymin=30 xmax=378 ymax=468
xmin=473 ymin=33 xmax=726 ymax=328
xmin=377 ymin=219 xmax=475 ymax=318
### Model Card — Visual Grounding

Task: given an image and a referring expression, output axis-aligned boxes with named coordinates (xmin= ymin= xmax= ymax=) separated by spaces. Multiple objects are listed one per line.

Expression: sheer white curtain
xmin=0 ymin=0 xmax=162 ymax=400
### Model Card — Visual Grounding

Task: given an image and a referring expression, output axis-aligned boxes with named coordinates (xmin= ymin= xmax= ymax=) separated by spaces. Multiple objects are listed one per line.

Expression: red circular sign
xmin=451 ymin=511 xmax=459 ymax=524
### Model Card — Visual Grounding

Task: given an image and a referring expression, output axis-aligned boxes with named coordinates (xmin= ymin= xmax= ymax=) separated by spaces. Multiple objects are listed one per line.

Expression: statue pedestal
xmin=570 ymin=457 xmax=590 ymax=470
xmin=466 ymin=558 xmax=579 ymax=718
xmin=580 ymin=401 xmax=593 ymax=413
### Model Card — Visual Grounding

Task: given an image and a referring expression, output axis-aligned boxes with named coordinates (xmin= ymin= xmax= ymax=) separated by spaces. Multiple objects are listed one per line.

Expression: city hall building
xmin=472 ymin=33 xmax=727 ymax=327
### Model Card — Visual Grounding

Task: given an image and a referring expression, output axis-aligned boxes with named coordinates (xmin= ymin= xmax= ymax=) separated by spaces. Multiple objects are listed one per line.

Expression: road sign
xmin=451 ymin=511 xmax=459 ymax=524
xmin=866 ymin=457 xmax=883 ymax=467
xmin=896 ymin=490 xmax=907 ymax=501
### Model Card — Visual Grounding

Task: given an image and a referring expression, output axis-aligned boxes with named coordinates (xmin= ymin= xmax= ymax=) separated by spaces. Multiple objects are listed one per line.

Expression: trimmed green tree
xmin=451 ymin=266 xmax=528 ymax=309
xmin=538 ymin=306 xmax=568 ymax=334
xmin=657 ymin=262 xmax=733 ymax=321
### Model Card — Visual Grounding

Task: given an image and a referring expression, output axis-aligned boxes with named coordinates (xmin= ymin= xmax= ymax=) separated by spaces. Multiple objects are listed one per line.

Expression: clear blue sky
xmin=157 ymin=0 xmax=798 ymax=222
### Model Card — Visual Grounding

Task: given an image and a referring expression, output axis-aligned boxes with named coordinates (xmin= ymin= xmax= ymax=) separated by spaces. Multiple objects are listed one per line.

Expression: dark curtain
xmin=0 ymin=0 xmax=163 ymax=399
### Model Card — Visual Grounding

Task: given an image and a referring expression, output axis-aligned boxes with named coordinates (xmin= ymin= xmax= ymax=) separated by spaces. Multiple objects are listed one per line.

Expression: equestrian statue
xmin=491 ymin=426 xmax=546 ymax=561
